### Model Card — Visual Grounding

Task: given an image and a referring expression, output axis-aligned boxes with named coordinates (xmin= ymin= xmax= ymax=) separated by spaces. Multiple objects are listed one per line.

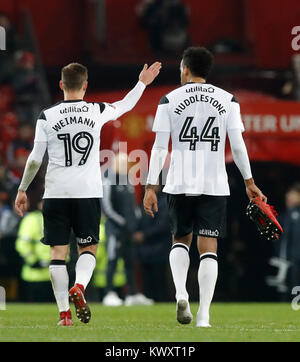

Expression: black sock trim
xmin=79 ymin=251 xmax=96 ymax=259
xmin=200 ymin=254 xmax=218 ymax=262
xmin=50 ymin=259 xmax=66 ymax=265
xmin=171 ymin=243 xmax=189 ymax=253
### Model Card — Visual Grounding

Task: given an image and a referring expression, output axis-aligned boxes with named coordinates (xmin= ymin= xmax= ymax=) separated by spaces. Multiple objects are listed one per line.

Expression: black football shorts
xmin=166 ymin=193 xmax=227 ymax=238
xmin=41 ymin=198 xmax=101 ymax=247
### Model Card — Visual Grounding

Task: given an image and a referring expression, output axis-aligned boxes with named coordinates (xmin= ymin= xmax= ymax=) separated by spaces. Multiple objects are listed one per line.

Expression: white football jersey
xmin=35 ymin=100 xmax=119 ymax=198
xmin=152 ymin=82 xmax=245 ymax=196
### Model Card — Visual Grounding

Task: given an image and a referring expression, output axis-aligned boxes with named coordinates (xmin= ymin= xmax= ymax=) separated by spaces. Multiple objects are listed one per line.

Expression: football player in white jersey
xmin=15 ymin=61 xmax=161 ymax=326
xmin=144 ymin=47 xmax=266 ymax=327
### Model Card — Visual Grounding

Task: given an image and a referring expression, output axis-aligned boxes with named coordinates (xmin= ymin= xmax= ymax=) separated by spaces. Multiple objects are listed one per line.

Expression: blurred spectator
xmin=102 ymin=152 xmax=153 ymax=306
xmin=0 ymin=192 xmax=19 ymax=239
xmin=5 ymin=123 xmax=33 ymax=192
xmin=0 ymin=192 xmax=21 ymax=291
xmin=93 ymin=217 xmax=127 ymax=301
xmin=0 ymin=112 xmax=19 ymax=158
xmin=6 ymin=123 xmax=34 ymax=168
xmin=7 ymin=147 xmax=30 ymax=192
xmin=13 ymin=51 xmax=40 ymax=124
xmin=0 ymin=12 xmax=18 ymax=83
xmin=281 ymin=55 xmax=300 ymax=100
xmin=209 ymin=38 xmax=245 ymax=54
xmin=0 ymin=162 xmax=13 ymax=194
xmin=267 ymin=183 xmax=300 ymax=299
xmin=15 ymin=200 xmax=53 ymax=302
xmin=133 ymin=189 xmax=171 ymax=302
xmin=138 ymin=0 xmax=190 ymax=56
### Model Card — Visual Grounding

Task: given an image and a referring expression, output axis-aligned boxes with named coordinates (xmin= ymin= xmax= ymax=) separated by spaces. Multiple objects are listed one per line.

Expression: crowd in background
xmin=137 ymin=0 xmax=190 ymax=57
xmin=0 ymin=11 xmax=40 ymax=204
xmin=0 ymin=6 xmax=300 ymax=305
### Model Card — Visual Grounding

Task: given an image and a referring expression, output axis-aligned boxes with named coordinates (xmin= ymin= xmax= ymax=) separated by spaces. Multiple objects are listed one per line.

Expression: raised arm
xmin=103 ymin=62 xmax=162 ymax=122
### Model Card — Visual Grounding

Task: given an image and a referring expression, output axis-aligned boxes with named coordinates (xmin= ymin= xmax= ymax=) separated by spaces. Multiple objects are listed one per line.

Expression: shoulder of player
xmin=159 ymin=83 xmax=231 ymax=102
xmin=157 ymin=86 xmax=184 ymax=106
xmin=209 ymin=84 xmax=239 ymax=104
xmin=91 ymin=102 xmax=117 ymax=114
xmin=75 ymin=100 xmax=110 ymax=114
xmin=39 ymin=100 xmax=109 ymax=120
xmin=38 ymin=101 xmax=64 ymax=120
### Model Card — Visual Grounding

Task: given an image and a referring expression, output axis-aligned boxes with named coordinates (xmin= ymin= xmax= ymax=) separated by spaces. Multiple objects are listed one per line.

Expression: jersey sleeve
xmin=34 ymin=112 xmax=48 ymax=142
xmin=97 ymin=81 xmax=146 ymax=126
xmin=97 ymin=102 xmax=119 ymax=126
xmin=226 ymin=96 xmax=245 ymax=132
xmin=152 ymin=96 xmax=171 ymax=132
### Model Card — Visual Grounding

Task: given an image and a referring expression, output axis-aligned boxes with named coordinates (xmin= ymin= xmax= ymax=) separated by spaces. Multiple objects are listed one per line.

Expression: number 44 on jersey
xmin=179 ymin=116 xmax=220 ymax=151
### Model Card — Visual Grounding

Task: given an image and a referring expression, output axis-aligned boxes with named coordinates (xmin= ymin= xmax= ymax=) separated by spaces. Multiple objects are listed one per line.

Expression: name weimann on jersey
xmin=52 ymin=116 xmax=95 ymax=132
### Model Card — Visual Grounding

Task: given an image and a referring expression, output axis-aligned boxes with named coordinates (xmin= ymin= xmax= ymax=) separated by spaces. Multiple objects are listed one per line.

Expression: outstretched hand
xmin=139 ymin=62 xmax=162 ymax=86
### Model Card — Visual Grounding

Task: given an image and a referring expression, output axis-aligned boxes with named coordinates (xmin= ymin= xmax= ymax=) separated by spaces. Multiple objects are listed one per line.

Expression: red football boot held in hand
xmin=246 ymin=196 xmax=283 ymax=240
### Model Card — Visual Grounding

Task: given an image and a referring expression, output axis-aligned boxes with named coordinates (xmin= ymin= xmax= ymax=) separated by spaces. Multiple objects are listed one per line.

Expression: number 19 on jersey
xmin=57 ymin=131 xmax=94 ymax=166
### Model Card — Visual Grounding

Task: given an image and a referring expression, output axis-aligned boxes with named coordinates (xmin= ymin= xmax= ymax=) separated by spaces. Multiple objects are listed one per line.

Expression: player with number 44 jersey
xmin=144 ymin=47 xmax=266 ymax=328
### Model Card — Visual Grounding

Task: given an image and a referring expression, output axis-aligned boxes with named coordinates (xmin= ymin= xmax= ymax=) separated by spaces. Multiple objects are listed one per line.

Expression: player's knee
xmin=197 ymin=236 xmax=217 ymax=254
xmin=77 ymin=243 xmax=98 ymax=257
xmin=173 ymin=232 xmax=193 ymax=248
xmin=50 ymin=245 xmax=69 ymax=261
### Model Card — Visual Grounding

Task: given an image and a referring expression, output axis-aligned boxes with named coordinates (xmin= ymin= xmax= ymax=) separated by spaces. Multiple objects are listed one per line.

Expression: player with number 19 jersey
xmin=36 ymin=100 xmax=117 ymax=199
xmin=152 ymin=82 xmax=244 ymax=196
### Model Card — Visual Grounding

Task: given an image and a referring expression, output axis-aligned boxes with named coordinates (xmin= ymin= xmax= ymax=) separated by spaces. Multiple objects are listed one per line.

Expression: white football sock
xmin=169 ymin=243 xmax=190 ymax=302
xmin=49 ymin=261 xmax=70 ymax=313
xmin=197 ymin=252 xmax=218 ymax=324
xmin=75 ymin=252 xmax=96 ymax=290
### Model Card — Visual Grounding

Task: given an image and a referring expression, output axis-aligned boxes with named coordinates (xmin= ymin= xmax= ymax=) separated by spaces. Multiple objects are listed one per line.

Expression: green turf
xmin=0 ymin=302 xmax=299 ymax=342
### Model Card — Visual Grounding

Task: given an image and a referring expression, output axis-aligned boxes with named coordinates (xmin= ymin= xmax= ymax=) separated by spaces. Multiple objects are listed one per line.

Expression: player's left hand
xmin=139 ymin=62 xmax=162 ymax=86
xmin=245 ymin=178 xmax=267 ymax=203
xmin=246 ymin=183 xmax=267 ymax=203
xmin=15 ymin=190 xmax=28 ymax=217
xmin=143 ymin=188 xmax=158 ymax=218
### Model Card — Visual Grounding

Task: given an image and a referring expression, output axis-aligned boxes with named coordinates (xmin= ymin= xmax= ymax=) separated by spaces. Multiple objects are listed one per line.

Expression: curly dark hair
xmin=182 ymin=46 xmax=214 ymax=79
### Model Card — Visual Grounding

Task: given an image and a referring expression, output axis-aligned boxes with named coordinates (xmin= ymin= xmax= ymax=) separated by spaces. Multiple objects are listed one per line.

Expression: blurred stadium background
xmin=0 ymin=0 xmax=299 ymax=306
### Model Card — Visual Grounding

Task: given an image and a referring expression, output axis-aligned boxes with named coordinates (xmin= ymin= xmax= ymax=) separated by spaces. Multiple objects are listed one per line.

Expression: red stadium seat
xmin=0 ymin=112 xmax=19 ymax=159
xmin=0 ymin=86 xmax=14 ymax=112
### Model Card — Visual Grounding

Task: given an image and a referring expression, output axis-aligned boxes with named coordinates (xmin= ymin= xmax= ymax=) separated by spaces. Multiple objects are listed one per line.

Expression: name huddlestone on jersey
xmin=52 ymin=116 xmax=95 ymax=132
xmin=174 ymin=95 xmax=226 ymax=116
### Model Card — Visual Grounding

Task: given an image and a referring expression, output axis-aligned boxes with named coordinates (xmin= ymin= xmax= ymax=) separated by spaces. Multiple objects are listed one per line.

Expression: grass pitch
xmin=0 ymin=302 xmax=299 ymax=342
